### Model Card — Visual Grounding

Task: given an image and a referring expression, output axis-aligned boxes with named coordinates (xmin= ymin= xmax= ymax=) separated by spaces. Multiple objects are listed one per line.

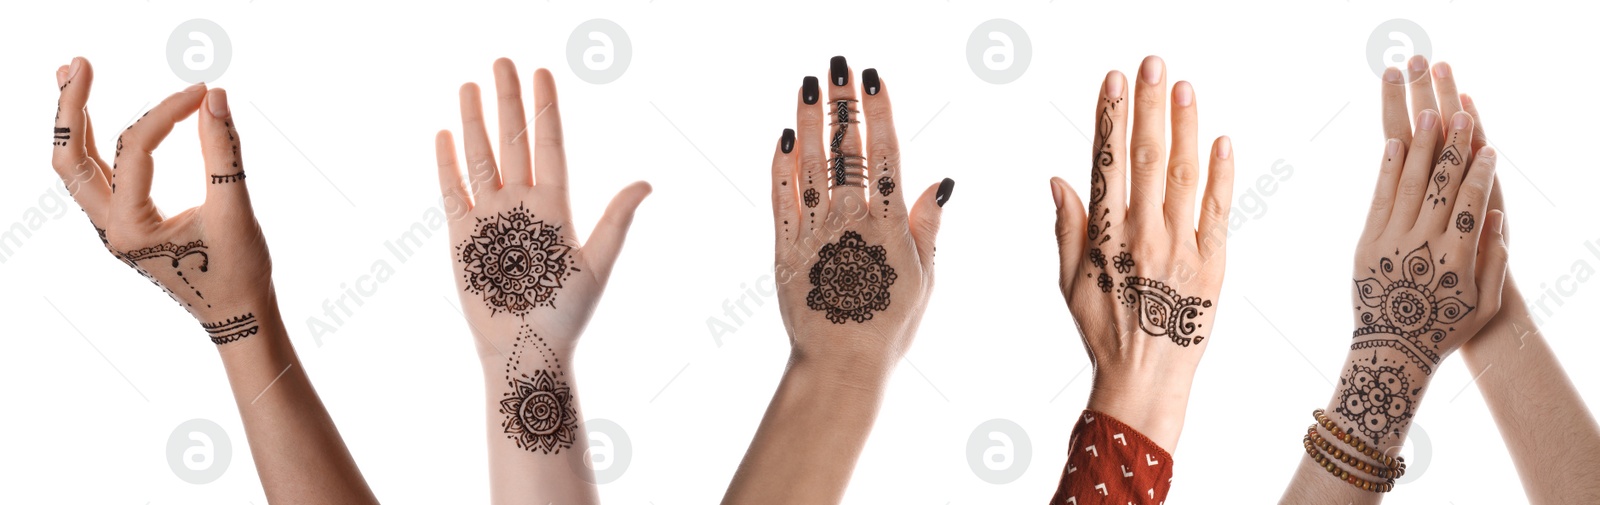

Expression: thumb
xmin=1052 ymin=177 xmax=1087 ymax=293
xmin=201 ymin=88 xmax=252 ymax=209
xmin=908 ymin=178 xmax=954 ymax=267
xmin=582 ymin=181 xmax=652 ymax=285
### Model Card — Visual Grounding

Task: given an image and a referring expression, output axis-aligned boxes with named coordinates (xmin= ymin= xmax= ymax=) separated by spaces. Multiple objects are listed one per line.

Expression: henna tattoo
xmin=1085 ymin=97 xmax=1119 ymax=249
xmin=1455 ymin=211 xmax=1474 ymax=233
xmin=877 ymin=176 xmax=894 ymax=197
xmin=54 ymin=127 xmax=70 ymax=147
xmin=1334 ymin=353 xmax=1419 ymax=446
xmin=215 ymin=119 xmax=245 ymax=183
xmin=457 ymin=205 xmax=575 ymax=317
xmin=120 ymin=240 xmax=212 ymax=309
xmin=202 ymin=313 xmax=259 ymax=344
xmin=210 ymin=172 xmax=246 ymax=184
xmin=803 ymin=188 xmax=820 ymax=208
xmin=1117 ymin=276 xmax=1213 ymax=347
xmin=1112 ymin=251 xmax=1135 ymax=274
xmin=829 ymin=100 xmax=856 ymax=187
xmin=1096 ymin=272 xmax=1113 ymax=293
xmin=1352 ymin=243 xmax=1472 ymax=376
xmin=499 ymin=327 xmax=578 ymax=454
xmin=1427 ymin=144 xmax=1462 ymax=207
xmin=1087 ymin=248 xmax=1107 ymax=270
xmin=806 ymin=231 xmax=896 ymax=323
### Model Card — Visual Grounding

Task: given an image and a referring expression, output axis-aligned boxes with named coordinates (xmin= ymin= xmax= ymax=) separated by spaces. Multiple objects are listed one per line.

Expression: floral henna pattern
xmin=877 ymin=176 xmax=895 ymax=197
xmin=1116 ymin=276 xmax=1213 ymax=347
xmin=1112 ymin=251 xmax=1135 ymax=274
xmin=457 ymin=205 xmax=575 ymax=317
xmin=1351 ymin=243 xmax=1472 ymax=376
xmin=803 ymin=188 xmax=820 ymax=208
xmin=1088 ymin=248 xmax=1107 ymax=270
xmin=499 ymin=328 xmax=579 ymax=454
xmin=806 ymin=231 xmax=897 ymax=324
xmin=1334 ymin=355 xmax=1419 ymax=445
xmin=1455 ymin=211 xmax=1474 ymax=233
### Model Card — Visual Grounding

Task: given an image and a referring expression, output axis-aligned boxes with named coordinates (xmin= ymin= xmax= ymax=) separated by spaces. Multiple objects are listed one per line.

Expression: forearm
xmin=482 ymin=342 xmax=598 ymax=505
xmin=722 ymin=349 xmax=892 ymax=504
xmin=216 ymin=296 xmax=377 ymax=504
xmin=1461 ymin=284 xmax=1600 ymax=504
xmin=1084 ymin=365 xmax=1195 ymax=452
xmin=1281 ymin=348 xmax=1429 ymax=504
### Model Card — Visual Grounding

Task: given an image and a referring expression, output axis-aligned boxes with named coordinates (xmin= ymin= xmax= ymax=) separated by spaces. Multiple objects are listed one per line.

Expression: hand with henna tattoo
xmin=47 ymin=57 xmax=376 ymax=504
xmin=722 ymin=56 xmax=952 ymax=504
xmin=1051 ymin=57 xmax=1235 ymax=454
xmin=1280 ymin=56 xmax=1510 ymax=503
xmin=434 ymin=58 xmax=651 ymax=505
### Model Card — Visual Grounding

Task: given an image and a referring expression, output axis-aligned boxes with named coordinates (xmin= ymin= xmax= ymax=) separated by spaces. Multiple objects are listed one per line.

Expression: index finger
xmin=112 ymin=83 xmax=206 ymax=220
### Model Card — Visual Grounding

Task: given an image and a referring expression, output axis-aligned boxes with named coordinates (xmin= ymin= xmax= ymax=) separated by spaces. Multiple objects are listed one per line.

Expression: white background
xmin=1 ymin=1 xmax=1596 ymax=503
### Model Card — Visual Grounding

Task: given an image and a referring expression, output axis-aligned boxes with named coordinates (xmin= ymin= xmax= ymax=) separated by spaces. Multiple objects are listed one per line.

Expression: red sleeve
xmin=1048 ymin=410 xmax=1174 ymax=505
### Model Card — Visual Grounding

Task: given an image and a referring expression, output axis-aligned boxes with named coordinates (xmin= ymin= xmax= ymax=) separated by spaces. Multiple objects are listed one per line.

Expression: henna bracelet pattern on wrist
xmin=1305 ymin=425 xmax=1405 ymax=479
xmin=1313 ymin=408 xmax=1404 ymax=469
xmin=1303 ymin=429 xmax=1395 ymax=493
xmin=202 ymin=313 xmax=259 ymax=345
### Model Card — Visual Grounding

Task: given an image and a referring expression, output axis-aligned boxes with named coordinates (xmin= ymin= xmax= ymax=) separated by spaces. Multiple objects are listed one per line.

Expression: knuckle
xmin=1457 ymin=184 xmax=1487 ymax=205
xmin=1398 ymin=178 xmax=1426 ymax=198
xmin=1166 ymin=161 xmax=1199 ymax=189
xmin=1131 ymin=143 xmax=1163 ymax=170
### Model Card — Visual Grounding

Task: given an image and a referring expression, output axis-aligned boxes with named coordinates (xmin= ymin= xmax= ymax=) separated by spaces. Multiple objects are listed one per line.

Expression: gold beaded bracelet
xmin=1312 ymin=408 xmax=1406 ymax=470
xmin=1305 ymin=426 xmax=1405 ymax=479
xmin=1303 ymin=429 xmax=1395 ymax=493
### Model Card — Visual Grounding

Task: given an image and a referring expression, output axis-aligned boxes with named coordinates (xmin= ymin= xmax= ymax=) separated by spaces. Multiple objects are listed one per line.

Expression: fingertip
xmin=1407 ymin=55 xmax=1429 ymax=77
xmin=1213 ymin=136 xmax=1233 ymax=161
xmin=205 ymin=88 xmax=230 ymax=119
xmin=1103 ymin=70 xmax=1125 ymax=99
xmin=1383 ymin=67 xmax=1403 ymax=85
xmin=1172 ymin=81 xmax=1194 ymax=107
xmin=1139 ymin=55 xmax=1164 ymax=85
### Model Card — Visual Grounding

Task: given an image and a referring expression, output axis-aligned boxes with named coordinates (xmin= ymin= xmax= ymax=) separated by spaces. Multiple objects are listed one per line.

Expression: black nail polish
xmin=862 ymin=68 xmax=880 ymax=95
xmin=781 ymin=129 xmax=795 ymax=153
xmin=936 ymin=178 xmax=955 ymax=207
xmin=802 ymin=76 xmax=819 ymax=105
xmin=830 ymin=56 xmax=849 ymax=87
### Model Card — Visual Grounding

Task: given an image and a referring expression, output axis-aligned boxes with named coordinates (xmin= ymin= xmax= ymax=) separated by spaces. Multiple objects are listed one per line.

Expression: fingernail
xmin=1051 ymin=179 xmax=1065 ymax=210
xmin=1451 ymin=111 xmax=1468 ymax=131
xmin=802 ymin=76 xmax=819 ymax=105
xmin=1479 ymin=146 xmax=1495 ymax=158
xmin=1386 ymin=138 xmax=1402 ymax=158
xmin=1382 ymin=67 xmax=1402 ymax=84
xmin=56 ymin=68 xmax=67 ymax=89
xmin=208 ymin=88 xmax=230 ymax=118
xmin=1490 ymin=211 xmax=1504 ymax=234
xmin=781 ymin=128 xmax=795 ymax=154
xmin=1173 ymin=82 xmax=1193 ymax=107
xmin=1418 ymin=110 xmax=1437 ymax=131
xmin=1216 ymin=136 xmax=1232 ymax=160
xmin=1140 ymin=56 xmax=1162 ymax=85
xmin=830 ymin=56 xmax=849 ymax=87
xmin=862 ymin=68 xmax=880 ymax=95
xmin=1433 ymin=62 xmax=1451 ymax=80
xmin=1408 ymin=55 xmax=1428 ymax=77
xmin=67 ymin=57 xmax=82 ymax=83
xmin=936 ymin=178 xmax=955 ymax=207
xmin=1105 ymin=72 xmax=1123 ymax=99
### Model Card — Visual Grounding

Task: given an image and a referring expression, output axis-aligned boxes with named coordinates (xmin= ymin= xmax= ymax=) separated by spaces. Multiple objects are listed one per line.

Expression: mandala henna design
xmin=1455 ymin=211 xmax=1474 ymax=233
xmin=499 ymin=327 xmax=579 ymax=454
xmin=803 ymin=188 xmax=820 ymax=208
xmin=1352 ymin=243 xmax=1472 ymax=376
xmin=202 ymin=313 xmax=259 ymax=345
xmin=1116 ymin=276 xmax=1213 ymax=347
xmin=877 ymin=176 xmax=895 ymax=197
xmin=1112 ymin=251 xmax=1135 ymax=274
xmin=1334 ymin=354 xmax=1420 ymax=446
xmin=806 ymin=231 xmax=897 ymax=324
xmin=457 ymin=205 xmax=576 ymax=317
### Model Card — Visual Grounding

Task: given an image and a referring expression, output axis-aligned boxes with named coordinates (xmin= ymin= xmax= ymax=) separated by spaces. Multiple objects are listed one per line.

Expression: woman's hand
xmin=434 ymin=58 xmax=649 ymax=505
xmin=1338 ymin=56 xmax=1508 ymax=449
xmin=51 ymin=57 xmax=271 ymax=337
xmin=770 ymin=56 xmax=951 ymax=375
xmin=1052 ymin=56 xmax=1234 ymax=452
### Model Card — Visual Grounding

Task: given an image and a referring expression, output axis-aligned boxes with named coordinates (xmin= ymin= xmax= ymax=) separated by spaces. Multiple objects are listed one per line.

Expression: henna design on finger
xmin=1455 ymin=211 xmax=1474 ymax=233
xmin=1334 ymin=353 xmax=1420 ymax=446
xmin=457 ymin=205 xmax=575 ymax=317
xmin=803 ymin=188 xmax=820 ymax=208
xmin=1112 ymin=251 xmax=1135 ymax=274
xmin=500 ymin=326 xmax=578 ymax=454
xmin=807 ymin=231 xmax=896 ymax=323
xmin=828 ymin=100 xmax=861 ymax=187
xmin=54 ymin=127 xmax=70 ymax=147
xmin=1086 ymin=97 xmax=1121 ymax=273
xmin=203 ymin=313 xmax=260 ymax=344
xmin=876 ymin=176 xmax=894 ymax=196
xmin=1426 ymin=144 xmax=1462 ymax=208
xmin=210 ymin=172 xmax=246 ymax=184
xmin=1116 ymin=276 xmax=1213 ymax=346
xmin=210 ymin=119 xmax=246 ymax=184
xmin=1351 ymin=243 xmax=1472 ymax=376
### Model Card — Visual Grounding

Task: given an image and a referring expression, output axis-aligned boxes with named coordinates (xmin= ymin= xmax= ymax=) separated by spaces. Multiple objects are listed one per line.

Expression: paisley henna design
xmin=457 ymin=205 xmax=576 ymax=317
xmin=499 ymin=327 xmax=579 ymax=454
xmin=1351 ymin=243 xmax=1472 ymax=376
xmin=1334 ymin=353 xmax=1420 ymax=446
xmin=1116 ymin=276 xmax=1213 ymax=347
xmin=806 ymin=231 xmax=896 ymax=324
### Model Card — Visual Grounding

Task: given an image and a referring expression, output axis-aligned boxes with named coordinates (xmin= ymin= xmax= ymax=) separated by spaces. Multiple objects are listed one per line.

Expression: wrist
xmin=1085 ymin=364 xmax=1195 ymax=452
xmin=1324 ymin=349 xmax=1432 ymax=453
